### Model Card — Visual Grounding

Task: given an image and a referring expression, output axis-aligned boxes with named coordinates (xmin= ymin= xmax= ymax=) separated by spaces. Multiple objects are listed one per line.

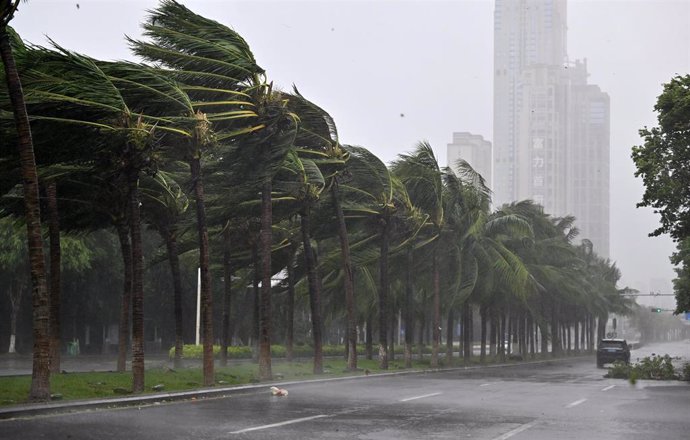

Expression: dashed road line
xmin=399 ymin=392 xmax=442 ymax=402
xmin=229 ymin=414 xmax=330 ymax=434
xmin=565 ymin=398 xmax=587 ymax=408
xmin=601 ymin=385 xmax=615 ymax=392
xmin=491 ymin=420 xmax=539 ymax=440
xmin=480 ymin=383 xmax=492 ymax=387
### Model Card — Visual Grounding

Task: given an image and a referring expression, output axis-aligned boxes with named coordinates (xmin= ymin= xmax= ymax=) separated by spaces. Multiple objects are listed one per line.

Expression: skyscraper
xmin=493 ymin=0 xmax=610 ymax=256
xmin=446 ymin=132 xmax=492 ymax=187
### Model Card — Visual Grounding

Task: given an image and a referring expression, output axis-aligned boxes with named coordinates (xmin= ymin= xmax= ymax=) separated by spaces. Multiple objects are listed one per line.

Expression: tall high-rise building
xmin=447 ymin=132 xmax=492 ymax=187
xmin=493 ymin=0 xmax=610 ymax=256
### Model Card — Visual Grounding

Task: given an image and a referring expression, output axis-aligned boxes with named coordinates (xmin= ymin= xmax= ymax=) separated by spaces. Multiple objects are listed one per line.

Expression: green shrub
xmin=682 ymin=363 xmax=690 ymax=382
xmin=606 ymin=360 xmax=632 ymax=379
xmin=605 ymin=354 xmax=680 ymax=381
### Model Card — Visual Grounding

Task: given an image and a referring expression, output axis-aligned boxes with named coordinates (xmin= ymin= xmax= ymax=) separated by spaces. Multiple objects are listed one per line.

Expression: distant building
xmin=493 ymin=0 xmax=609 ymax=256
xmin=446 ymin=132 xmax=492 ymax=188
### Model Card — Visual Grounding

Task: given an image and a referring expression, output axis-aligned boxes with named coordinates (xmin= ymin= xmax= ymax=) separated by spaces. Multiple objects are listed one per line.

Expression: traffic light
xmin=650 ymin=307 xmax=662 ymax=313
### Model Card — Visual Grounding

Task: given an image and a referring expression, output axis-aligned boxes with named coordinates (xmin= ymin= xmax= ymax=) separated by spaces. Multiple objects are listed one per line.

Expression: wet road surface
xmin=2 ymin=340 xmax=689 ymax=439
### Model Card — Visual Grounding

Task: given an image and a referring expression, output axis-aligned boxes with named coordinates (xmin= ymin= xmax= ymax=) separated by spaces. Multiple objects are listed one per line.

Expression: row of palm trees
xmin=0 ymin=0 xmax=632 ymax=401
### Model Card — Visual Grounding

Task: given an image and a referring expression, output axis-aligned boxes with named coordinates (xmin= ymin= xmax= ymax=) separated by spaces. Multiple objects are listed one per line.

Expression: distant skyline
xmin=10 ymin=1 xmax=690 ymax=303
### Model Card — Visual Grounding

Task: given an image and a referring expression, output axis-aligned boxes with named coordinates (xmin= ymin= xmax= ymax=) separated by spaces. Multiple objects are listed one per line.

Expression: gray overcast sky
xmin=10 ymin=0 xmax=690 ymax=305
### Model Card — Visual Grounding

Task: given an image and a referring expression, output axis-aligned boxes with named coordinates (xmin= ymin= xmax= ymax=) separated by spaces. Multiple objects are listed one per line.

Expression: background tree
xmin=632 ymin=74 xmax=690 ymax=313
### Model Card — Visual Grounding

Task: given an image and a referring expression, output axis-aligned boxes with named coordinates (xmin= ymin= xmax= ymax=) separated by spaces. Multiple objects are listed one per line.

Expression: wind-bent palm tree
xmin=1 ymin=2 xmax=51 ymax=401
xmin=131 ymin=0 xmax=297 ymax=381
xmin=140 ymin=169 xmax=189 ymax=368
xmin=341 ymin=145 xmax=415 ymax=369
xmin=392 ymin=142 xmax=446 ymax=368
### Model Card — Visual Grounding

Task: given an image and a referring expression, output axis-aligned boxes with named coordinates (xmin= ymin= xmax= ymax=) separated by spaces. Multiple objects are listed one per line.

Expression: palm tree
xmin=1 ymin=2 xmax=51 ymax=401
xmin=131 ymin=0 xmax=297 ymax=382
xmin=140 ymin=170 xmax=189 ymax=368
xmin=284 ymin=88 xmax=357 ymax=370
xmin=391 ymin=142 xmax=446 ymax=368
xmin=341 ymin=145 xmax=416 ymax=369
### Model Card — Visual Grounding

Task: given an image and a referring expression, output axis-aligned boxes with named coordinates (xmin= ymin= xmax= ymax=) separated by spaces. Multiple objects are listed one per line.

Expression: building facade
xmin=446 ymin=132 xmax=492 ymax=188
xmin=493 ymin=0 xmax=610 ymax=256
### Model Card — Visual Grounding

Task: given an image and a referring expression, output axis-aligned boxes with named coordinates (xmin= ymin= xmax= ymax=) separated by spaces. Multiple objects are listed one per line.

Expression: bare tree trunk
xmin=46 ymin=182 xmax=62 ymax=374
xmin=1 ymin=23 xmax=51 ymax=401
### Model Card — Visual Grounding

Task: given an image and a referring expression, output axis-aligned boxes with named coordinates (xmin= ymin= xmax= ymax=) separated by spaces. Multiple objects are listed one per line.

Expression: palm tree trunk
xmin=163 ymin=228 xmax=184 ymax=369
xmin=499 ymin=312 xmax=506 ymax=362
xmin=445 ymin=309 xmax=454 ymax=364
xmin=489 ymin=309 xmax=496 ymax=357
xmin=189 ymin=157 xmax=214 ymax=387
xmin=378 ymin=220 xmax=390 ymax=370
xmin=597 ymin=313 xmax=608 ymax=342
xmin=258 ymin=179 xmax=273 ymax=380
xmin=365 ymin=313 xmax=373 ymax=360
xmin=221 ymin=226 xmax=232 ymax=367
xmin=1 ymin=23 xmax=51 ymax=402
xmin=463 ymin=302 xmax=472 ymax=362
xmin=285 ymin=249 xmax=296 ymax=362
xmin=127 ymin=169 xmax=145 ymax=394
xmin=46 ymin=182 xmax=62 ymax=374
xmin=300 ymin=208 xmax=323 ymax=374
xmin=8 ymin=278 xmax=24 ymax=354
xmin=404 ymin=246 xmax=414 ymax=368
xmin=251 ymin=244 xmax=260 ymax=359
xmin=116 ymin=222 xmax=132 ymax=372
xmin=480 ymin=305 xmax=487 ymax=363
xmin=430 ymin=247 xmax=440 ymax=368
xmin=332 ymin=182 xmax=357 ymax=370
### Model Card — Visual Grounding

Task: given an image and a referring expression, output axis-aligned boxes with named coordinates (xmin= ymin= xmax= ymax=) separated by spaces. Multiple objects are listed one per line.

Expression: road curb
xmin=0 ymin=354 xmax=593 ymax=420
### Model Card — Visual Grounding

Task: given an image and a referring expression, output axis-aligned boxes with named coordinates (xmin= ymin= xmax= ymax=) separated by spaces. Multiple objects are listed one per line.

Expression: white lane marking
xmin=229 ymin=414 xmax=330 ymax=434
xmin=399 ymin=392 xmax=442 ymax=402
xmin=480 ymin=383 xmax=492 ymax=387
xmin=566 ymin=398 xmax=587 ymax=408
xmin=602 ymin=385 xmax=615 ymax=392
xmin=491 ymin=420 xmax=539 ymax=440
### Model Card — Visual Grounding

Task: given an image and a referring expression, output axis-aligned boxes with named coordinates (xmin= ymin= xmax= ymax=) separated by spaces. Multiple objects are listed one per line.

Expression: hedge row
xmin=168 ymin=344 xmax=433 ymax=360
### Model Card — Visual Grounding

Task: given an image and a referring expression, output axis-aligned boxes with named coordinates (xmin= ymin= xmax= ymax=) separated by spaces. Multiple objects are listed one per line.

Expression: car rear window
xmin=600 ymin=341 xmax=625 ymax=348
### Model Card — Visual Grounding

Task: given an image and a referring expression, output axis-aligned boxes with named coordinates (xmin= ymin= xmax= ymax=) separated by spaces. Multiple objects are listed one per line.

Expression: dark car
xmin=596 ymin=338 xmax=631 ymax=368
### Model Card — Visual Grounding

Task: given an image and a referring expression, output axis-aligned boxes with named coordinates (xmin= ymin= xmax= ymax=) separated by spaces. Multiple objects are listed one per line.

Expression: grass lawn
xmin=0 ymin=357 xmax=436 ymax=406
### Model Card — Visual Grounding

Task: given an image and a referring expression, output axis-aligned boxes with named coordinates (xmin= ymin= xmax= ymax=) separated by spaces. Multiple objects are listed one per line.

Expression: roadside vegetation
xmin=606 ymin=355 xmax=690 ymax=382
xmin=5 ymin=0 xmax=687 ymax=403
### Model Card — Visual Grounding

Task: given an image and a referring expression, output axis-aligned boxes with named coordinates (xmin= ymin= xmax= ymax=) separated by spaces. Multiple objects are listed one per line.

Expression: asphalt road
xmin=2 ymin=340 xmax=690 ymax=440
